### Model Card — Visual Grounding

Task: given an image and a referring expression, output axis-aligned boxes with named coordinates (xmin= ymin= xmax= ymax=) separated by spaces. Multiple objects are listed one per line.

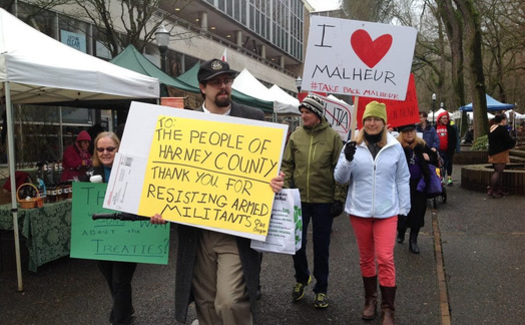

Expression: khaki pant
xmin=192 ymin=230 xmax=252 ymax=325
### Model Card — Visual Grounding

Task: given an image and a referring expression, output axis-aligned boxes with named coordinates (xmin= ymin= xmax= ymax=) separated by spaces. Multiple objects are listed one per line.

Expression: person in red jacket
xmin=60 ymin=130 xmax=92 ymax=181
xmin=435 ymin=111 xmax=457 ymax=186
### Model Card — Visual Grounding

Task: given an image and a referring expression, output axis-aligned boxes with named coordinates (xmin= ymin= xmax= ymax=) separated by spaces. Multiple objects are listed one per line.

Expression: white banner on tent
xmin=302 ymin=16 xmax=417 ymax=101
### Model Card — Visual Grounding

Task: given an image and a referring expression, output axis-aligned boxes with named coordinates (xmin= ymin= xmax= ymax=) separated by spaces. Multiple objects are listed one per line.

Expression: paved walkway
xmin=1 ymin=165 xmax=524 ymax=324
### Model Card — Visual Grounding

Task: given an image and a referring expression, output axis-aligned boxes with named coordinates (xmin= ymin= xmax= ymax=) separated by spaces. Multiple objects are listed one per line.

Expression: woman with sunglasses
xmin=90 ymin=131 xmax=137 ymax=325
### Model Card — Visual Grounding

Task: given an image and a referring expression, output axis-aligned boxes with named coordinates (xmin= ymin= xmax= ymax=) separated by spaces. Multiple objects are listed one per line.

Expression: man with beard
xmin=151 ymin=58 xmax=284 ymax=325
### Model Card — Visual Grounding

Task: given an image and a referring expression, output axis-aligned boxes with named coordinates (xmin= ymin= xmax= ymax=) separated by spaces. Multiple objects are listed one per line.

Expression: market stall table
xmin=0 ymin=200 xmax=71 ymax=272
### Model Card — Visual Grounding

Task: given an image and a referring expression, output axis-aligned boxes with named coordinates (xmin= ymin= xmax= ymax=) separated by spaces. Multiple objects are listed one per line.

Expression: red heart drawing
xmin=350 ymin=29 xmax=393 ymax=68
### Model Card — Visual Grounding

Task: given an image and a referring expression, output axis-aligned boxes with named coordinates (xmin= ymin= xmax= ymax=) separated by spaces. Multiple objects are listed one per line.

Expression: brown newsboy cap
xmin=198 ymin=59 xmax=238 ymax=83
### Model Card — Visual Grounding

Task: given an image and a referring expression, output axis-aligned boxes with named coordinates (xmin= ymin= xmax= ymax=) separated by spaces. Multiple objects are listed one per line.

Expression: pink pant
xmin=350 ymin=215 xmax=397 ymax=287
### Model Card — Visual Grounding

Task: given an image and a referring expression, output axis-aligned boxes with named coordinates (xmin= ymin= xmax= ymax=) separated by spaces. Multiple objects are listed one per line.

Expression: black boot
xmin=380 ymin=285 xmax=396 ymax=325
xmin=409 ymin=231 xmax=420 ymax=254
xmin=362 ymin=276 xmax=378 ymax=320
xmin=397 ymin=228 xmax=406 ymax=244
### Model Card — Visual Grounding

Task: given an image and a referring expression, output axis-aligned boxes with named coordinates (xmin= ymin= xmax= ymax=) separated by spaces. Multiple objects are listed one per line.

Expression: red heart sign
xmin=350 ymin=29 xmax=393 ymax=68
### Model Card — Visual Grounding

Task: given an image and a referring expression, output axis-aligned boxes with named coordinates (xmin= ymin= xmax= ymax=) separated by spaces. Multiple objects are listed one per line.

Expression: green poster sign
xmin=70 ymin=182 xmax=170 ymax=264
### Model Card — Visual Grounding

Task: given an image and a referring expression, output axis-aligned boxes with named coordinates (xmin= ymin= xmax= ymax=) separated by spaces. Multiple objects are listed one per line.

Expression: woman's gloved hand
xmin=344 ymin=141 xmax=357 ymax=161
xmin=330 ymin=200 xmax=344 ymax=217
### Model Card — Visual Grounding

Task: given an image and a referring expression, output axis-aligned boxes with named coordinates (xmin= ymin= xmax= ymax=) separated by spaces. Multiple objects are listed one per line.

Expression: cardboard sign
xmin=316 ymin=94 xmax=353 ymax=141
xmin=104 ymin=102 xmax=288 ymax=241
xmin=302 ymin=16 xmax=417 ymax=101
xmin=356 ymin=73 xmax=419 ymax=129
xmin=70 ymin=182 xmax=170 ymax=264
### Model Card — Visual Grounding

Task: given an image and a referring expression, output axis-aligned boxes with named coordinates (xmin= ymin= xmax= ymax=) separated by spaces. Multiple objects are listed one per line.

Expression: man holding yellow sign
xmin=151 ymin=59 xmax=284 ymax=325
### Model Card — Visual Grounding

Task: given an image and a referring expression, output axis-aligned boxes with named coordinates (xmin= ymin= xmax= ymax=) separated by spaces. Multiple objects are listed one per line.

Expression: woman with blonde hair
xmin=396 ymin=125 xmax=438 ymax=253
xmin=90 ymin=132 xmax=137 ymax=325
xmin=335 ymin=101 xmax=410 ymax=325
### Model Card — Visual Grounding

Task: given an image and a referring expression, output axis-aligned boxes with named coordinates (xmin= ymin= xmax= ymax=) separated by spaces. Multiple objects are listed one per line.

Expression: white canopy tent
xmin=232 ymin=69 xmax=297 ymax=115
xmin=328 ymin=94 xmax=352 ymax=106
xmin=467 ymin=111 xmax=495 ymax=120
xmin=0 ymin=8 xmax=160 ymax=290
xmin=428 ymin=108 xmax=447 ymax=123
xmin=267 ymin=85 xmax=300 ymax=115
xmin=506 ymin=110 xmax=525 ymax=120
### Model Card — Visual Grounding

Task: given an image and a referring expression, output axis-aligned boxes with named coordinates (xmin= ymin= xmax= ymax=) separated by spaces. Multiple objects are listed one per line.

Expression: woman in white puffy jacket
xmin=334 ymin=101 xmax=410 ymax=325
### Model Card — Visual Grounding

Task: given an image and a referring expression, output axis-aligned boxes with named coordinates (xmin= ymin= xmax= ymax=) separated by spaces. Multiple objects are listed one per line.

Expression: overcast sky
xmin=307 ymin=0 xmax=341 ymax=11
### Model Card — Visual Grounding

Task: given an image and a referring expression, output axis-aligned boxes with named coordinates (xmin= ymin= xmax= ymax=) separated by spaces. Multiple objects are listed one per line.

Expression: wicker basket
xmin=16 ymin=183 xmax=41 ymax=209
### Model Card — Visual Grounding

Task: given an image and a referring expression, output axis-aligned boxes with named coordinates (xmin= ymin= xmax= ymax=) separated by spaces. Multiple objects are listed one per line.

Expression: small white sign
xmin=319 ymin=95 xmax=353 ymax=141
xmin=302 ymin=16 xmax=417 ymax=101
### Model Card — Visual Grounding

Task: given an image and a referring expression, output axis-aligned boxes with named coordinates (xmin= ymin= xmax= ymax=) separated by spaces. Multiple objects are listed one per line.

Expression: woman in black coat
xmin=396 ymin=125 xmax=438 ymax=254
xmin=90 ymin=132 xmax=137 ymax=325
xmin=488 ymin=114 xmax=516 ymax=198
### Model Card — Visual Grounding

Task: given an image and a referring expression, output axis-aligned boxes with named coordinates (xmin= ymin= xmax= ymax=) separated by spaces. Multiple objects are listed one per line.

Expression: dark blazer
xmin=175 ymin=101 xmax=265 ymax=323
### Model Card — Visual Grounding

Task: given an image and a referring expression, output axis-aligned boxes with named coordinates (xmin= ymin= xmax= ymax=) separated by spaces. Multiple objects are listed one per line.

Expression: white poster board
xmin=104 ymin=102 xmax=288 ymax=241
xmin=302 ymin=16 xmax=417 ymax=101
xmin=319 ymin=94 xmax=353 ymax=141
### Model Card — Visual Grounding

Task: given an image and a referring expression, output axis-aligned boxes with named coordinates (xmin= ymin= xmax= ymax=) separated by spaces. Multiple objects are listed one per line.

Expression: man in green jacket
xmin=281 ymin=94 xmax=346 ymax=309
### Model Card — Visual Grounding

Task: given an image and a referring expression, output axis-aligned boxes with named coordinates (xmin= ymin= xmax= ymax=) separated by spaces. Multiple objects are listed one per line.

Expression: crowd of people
xmin=65 ymin=58 xmax=520 ymax=325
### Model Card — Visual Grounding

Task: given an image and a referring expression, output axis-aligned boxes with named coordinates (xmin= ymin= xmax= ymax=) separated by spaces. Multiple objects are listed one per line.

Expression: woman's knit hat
xmin=362 ymin=101 xmax=387 ymax=124
xmin=299 ymin=94 xmax=325 ymax=119
xmin=76 ymin=130 xmax=91 ymax=142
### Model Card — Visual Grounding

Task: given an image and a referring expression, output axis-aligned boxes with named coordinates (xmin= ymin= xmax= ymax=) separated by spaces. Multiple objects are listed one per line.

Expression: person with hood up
xmin=281 ymin=94 xmax=345 ymax=309
xmin=60 ymin=130 xmax=92 ymax=181
xmin=435 ymin=111 xmax=458 ymax=186
xmin=334 ymin=101 xmax=410 ymax=325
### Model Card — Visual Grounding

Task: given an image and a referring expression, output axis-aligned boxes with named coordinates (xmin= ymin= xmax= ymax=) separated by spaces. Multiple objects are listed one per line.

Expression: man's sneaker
xmin=447 ymin=178 xmax=453 ymax=186
xmin=291 ymin=275 xmax=312 ymax=301
xmin=314 ymin=293 xmax=329 ymax=308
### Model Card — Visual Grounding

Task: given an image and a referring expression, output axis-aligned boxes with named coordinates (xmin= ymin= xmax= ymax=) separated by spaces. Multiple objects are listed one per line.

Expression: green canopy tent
xmin=111 ymin=45 xmax=198 ymax=97
xmin=178 ymin=62 xmax=274 ymax=114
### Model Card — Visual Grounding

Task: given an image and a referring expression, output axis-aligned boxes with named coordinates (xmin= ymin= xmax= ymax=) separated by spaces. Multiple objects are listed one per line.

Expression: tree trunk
xmin=437 ymin=0 xmax=468 ymax=135
xmin=453 ymin=0 xmax=488 ymax=139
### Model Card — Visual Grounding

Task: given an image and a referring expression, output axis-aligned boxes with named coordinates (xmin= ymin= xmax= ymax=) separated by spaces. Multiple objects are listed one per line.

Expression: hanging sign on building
xmin=60 ymin=30 xmax=86 ymax=53
xmin=302 ymin=16 xmax=417 ymax=101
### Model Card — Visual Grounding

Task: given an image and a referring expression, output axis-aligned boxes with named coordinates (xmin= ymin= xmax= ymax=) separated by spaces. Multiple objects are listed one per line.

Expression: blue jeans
xmin=293 ymin=202 xmax=333 ymax=294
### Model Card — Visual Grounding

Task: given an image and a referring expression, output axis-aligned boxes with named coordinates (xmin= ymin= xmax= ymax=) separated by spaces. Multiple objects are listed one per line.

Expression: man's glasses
xmin=207 ymin=78 xmax=234 ymax=87
xmin=96 ymin=147 xmax=116 ymax=153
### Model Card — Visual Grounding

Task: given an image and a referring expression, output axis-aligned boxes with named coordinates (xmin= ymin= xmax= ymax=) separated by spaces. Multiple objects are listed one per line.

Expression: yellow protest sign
xmin=134 ymin=114 xmax=284 ymax=238
xmin=104 ymin=103 xmax=288 ymax=240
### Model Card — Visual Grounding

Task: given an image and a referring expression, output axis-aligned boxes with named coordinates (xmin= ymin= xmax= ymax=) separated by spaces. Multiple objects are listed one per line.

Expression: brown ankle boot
xmin=362 ymin=276 xmax=378 ymax=320
xmin=380 ymin=285 xmax=396 ymax=325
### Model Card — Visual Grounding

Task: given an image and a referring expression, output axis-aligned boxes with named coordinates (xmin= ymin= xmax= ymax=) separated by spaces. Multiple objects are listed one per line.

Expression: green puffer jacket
xmin=281 ymin=120 xmax=346 ymax=203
